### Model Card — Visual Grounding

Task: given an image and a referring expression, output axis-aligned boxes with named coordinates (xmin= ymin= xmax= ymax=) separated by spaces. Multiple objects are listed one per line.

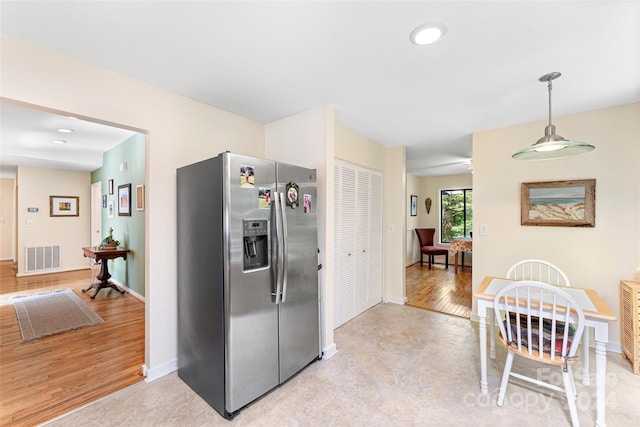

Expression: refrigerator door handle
xmin=280 ymin=192 xmax=288 ymax=303
xmin=273 ymin=191 xmax=284 ymax=304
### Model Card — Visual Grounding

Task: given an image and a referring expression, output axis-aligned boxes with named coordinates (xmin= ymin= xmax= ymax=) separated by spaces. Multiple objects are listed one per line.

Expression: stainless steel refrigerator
xmin=177 ymin=152 xmax=320 ymax=419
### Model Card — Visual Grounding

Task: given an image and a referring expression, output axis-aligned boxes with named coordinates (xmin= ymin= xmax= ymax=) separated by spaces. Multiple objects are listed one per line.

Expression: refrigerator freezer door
xmin=223 ymin=153 xmax=279 ymax=412
xmin=276 ymin=163 xmax=320 ymax=382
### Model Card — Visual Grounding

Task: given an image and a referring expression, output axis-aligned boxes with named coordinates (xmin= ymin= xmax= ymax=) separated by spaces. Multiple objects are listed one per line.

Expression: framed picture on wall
xmin=410 ymin=195 xmax=418 ymax=216
xmin=118 ymin=183 xmax=131 ymax=216
xmin=102 ymin=194 xmax=107 ymax=208
xmin=107 ymin=200 xmax=114 ymax=218
xmin=521 ymin=179 xmax=595 ymax=227
xmin=50 ymin=196 xmax=79 ymax=217
xmin=108 ymin=179 xmax=114 ymax=195
xmin=136 ymin=185 xmax=144 ymax=211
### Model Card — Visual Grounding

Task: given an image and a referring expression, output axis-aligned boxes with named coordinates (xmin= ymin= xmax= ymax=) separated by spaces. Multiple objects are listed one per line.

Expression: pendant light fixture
xmin=512 ymin=72 xmax=594 ymax=160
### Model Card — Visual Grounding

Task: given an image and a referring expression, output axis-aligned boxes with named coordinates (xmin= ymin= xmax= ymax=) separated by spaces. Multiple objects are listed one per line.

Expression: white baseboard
xmin=109 ymin=278 xmax=145 ymax=302
xmin=16 ymin=265 xmax=88 ymax=277
xmin=384 ymin=296 xmax=407 ymax=305
xmin=322 ymin=342 xmax=338 ymax=359
xmin=144 ymin=359 xmax=177 ymax=383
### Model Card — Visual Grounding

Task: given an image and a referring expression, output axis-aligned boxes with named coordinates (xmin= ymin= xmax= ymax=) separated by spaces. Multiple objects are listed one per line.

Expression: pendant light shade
xmin=512 ymin=72 xmax=595 ymax=160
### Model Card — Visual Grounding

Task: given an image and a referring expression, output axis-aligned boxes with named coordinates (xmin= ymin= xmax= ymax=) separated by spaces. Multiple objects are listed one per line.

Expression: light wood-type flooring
xmin=405 ymin=261 xmax=472 ymax=318
xmin=0 ymin=261 xmax=145 ymax=427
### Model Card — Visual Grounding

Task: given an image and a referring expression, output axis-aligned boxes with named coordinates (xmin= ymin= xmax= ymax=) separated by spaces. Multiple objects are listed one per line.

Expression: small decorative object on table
xmin=99 ymin=227 xmax=119 ymax=249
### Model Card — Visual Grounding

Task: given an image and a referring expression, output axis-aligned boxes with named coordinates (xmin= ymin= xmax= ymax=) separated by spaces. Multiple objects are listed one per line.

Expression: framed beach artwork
xmin=521 ymin=179 xmax=595 ymax=227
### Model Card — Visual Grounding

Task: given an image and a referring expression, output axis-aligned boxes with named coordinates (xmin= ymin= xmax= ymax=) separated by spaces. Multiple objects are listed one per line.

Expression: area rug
xmin=11 ymin=288 xmax=104 ymax=342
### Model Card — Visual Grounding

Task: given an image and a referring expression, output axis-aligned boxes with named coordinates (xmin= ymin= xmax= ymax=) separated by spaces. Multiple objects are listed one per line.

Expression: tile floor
xmin=44 ymin=303 xmax=640 ymax=426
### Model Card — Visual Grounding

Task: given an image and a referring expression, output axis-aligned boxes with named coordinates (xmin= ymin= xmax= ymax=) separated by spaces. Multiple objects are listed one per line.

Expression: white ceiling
xmin=1 ymin=1 xmax=638 ymax=177
xmin=0 ymin=102 xmax=138 ymax=177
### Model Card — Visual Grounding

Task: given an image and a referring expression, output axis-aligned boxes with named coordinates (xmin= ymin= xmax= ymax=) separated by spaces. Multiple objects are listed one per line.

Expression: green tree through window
xmin=440 ymin=189 xmax=472 ymax=243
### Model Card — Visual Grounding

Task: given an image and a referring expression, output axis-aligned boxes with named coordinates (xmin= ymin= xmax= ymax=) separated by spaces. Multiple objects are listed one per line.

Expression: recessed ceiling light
xmin=410 ymin=22 xmax=447 ymax=45
xmin=57 ymin=128 xmax=74 ymax=133
xmin=51 ymin=139 xmax=67 ymax=144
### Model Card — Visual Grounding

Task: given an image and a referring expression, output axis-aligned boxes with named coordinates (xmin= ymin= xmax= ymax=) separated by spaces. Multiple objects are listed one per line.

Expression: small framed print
xmin=102 ymin=194 xmax=107 ymax=208
xmin=50 ymin=196 xmax=79 ymax=217
xmin=410 ymin=195 xmax=418 ymax=217
xmin=107 ymin=201 xmax=114 ymax=218
xmin=136 ymin=185 xmax=145 ymax=211
xmin=118 ymin=183 xmax=131 ymax=216
xmin=108 ymin=179 xmax=114 ymax=195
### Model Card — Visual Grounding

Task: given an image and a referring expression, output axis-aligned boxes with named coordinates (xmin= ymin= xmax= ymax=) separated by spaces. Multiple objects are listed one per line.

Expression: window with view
xmin=440 ymin=188 xmax=472 ymax=243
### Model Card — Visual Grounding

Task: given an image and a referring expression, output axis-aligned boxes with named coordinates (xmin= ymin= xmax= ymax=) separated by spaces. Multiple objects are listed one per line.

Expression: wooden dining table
xmin=474 ymin=276 xmax=617 ymax=427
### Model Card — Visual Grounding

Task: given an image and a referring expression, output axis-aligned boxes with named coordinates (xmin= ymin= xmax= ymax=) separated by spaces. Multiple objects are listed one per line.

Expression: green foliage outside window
xmin=441 ymin=189 xmax=473 ymax=243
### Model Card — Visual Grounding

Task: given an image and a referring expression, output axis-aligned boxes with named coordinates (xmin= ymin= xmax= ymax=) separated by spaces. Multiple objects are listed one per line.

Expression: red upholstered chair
xmin=415 ymin=228 xmax=448 ymax=269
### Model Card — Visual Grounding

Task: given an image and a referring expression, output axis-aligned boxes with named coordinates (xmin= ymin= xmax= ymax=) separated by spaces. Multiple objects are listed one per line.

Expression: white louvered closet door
xmin=333 ymin=160 xmax=383 ymax=328
xmin=334 ymin=164 xmax=356 ymax=327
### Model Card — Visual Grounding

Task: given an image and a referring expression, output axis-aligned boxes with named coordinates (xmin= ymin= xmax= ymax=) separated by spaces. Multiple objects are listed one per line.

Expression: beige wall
xmin=16 ymin=167 xmax=91 ymax=274
xmin=384 ymin=146 xmax=407 ymax=304
xmin=335 ymin=124 xmax=386 ymax=171
xmin=0 ymin=178 xmax=16 ymax=260
xmin=406 ymin=173 xmax=473 ymax=265
xmin=1 ymin=35 xmax=265 ymax=379
xmin=473 ymin=103 xmax=640 ymax=349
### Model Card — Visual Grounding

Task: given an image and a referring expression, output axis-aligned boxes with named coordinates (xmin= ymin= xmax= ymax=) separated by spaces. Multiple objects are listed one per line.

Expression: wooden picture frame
xmin=521 ymin=179 xmax=595 ymax=227
xmin=50 ymin=196 xmax=79 ymax=217
xmin=108 ymin=179 xmax=114 ymax=195
xmin=410 ymin=194 xmax=418 ymax=217
xmin=118 ymin=184 xmax=131 ymax=216
xmin=136 ymin=185 xmax=144 ymax=211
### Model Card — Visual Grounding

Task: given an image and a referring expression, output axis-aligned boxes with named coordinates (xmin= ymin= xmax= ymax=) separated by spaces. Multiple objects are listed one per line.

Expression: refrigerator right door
xmin=276 ymin=162 xmax=320 ymax=382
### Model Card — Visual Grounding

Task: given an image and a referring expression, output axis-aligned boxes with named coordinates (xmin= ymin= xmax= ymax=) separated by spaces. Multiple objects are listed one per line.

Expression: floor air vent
xmin=25 ymin=245 xmax=61 ymax=273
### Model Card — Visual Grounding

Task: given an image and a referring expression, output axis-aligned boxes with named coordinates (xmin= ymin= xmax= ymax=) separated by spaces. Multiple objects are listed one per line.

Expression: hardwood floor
xmin=405 ymin=261 xmax=472 ymax=318
xmin=0 ymin=261 xmax=145 ymax=427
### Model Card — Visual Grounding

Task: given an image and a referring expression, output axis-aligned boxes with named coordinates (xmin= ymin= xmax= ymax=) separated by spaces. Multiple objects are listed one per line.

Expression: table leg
xmin=96 ymin=259 xmax=111 ymax=282
xmin=592 ymin=321 xmax=609 ymax=427
xmin=594 ymin=339 xmax=607 ymax=427
xmin=478 ymin=303 xmax=488 ymax=394
xmin=454 ymin=252 xmax=459 ymax=274
xmin=81 ymin=258 xmax=125 ymax=299
xmin=582 ymin=329 xmax=591 ymax=385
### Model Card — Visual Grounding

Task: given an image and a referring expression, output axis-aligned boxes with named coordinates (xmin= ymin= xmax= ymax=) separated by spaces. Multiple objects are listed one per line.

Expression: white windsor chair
xmin=494 ymin=280 xmax=586 ymax=427
xmin=492 ymin=259 xmax=591 ymax=384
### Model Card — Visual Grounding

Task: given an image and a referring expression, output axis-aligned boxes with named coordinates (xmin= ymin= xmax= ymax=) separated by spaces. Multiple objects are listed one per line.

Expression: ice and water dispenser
xmin=243 ymin=219 xmax=269 ymax=271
